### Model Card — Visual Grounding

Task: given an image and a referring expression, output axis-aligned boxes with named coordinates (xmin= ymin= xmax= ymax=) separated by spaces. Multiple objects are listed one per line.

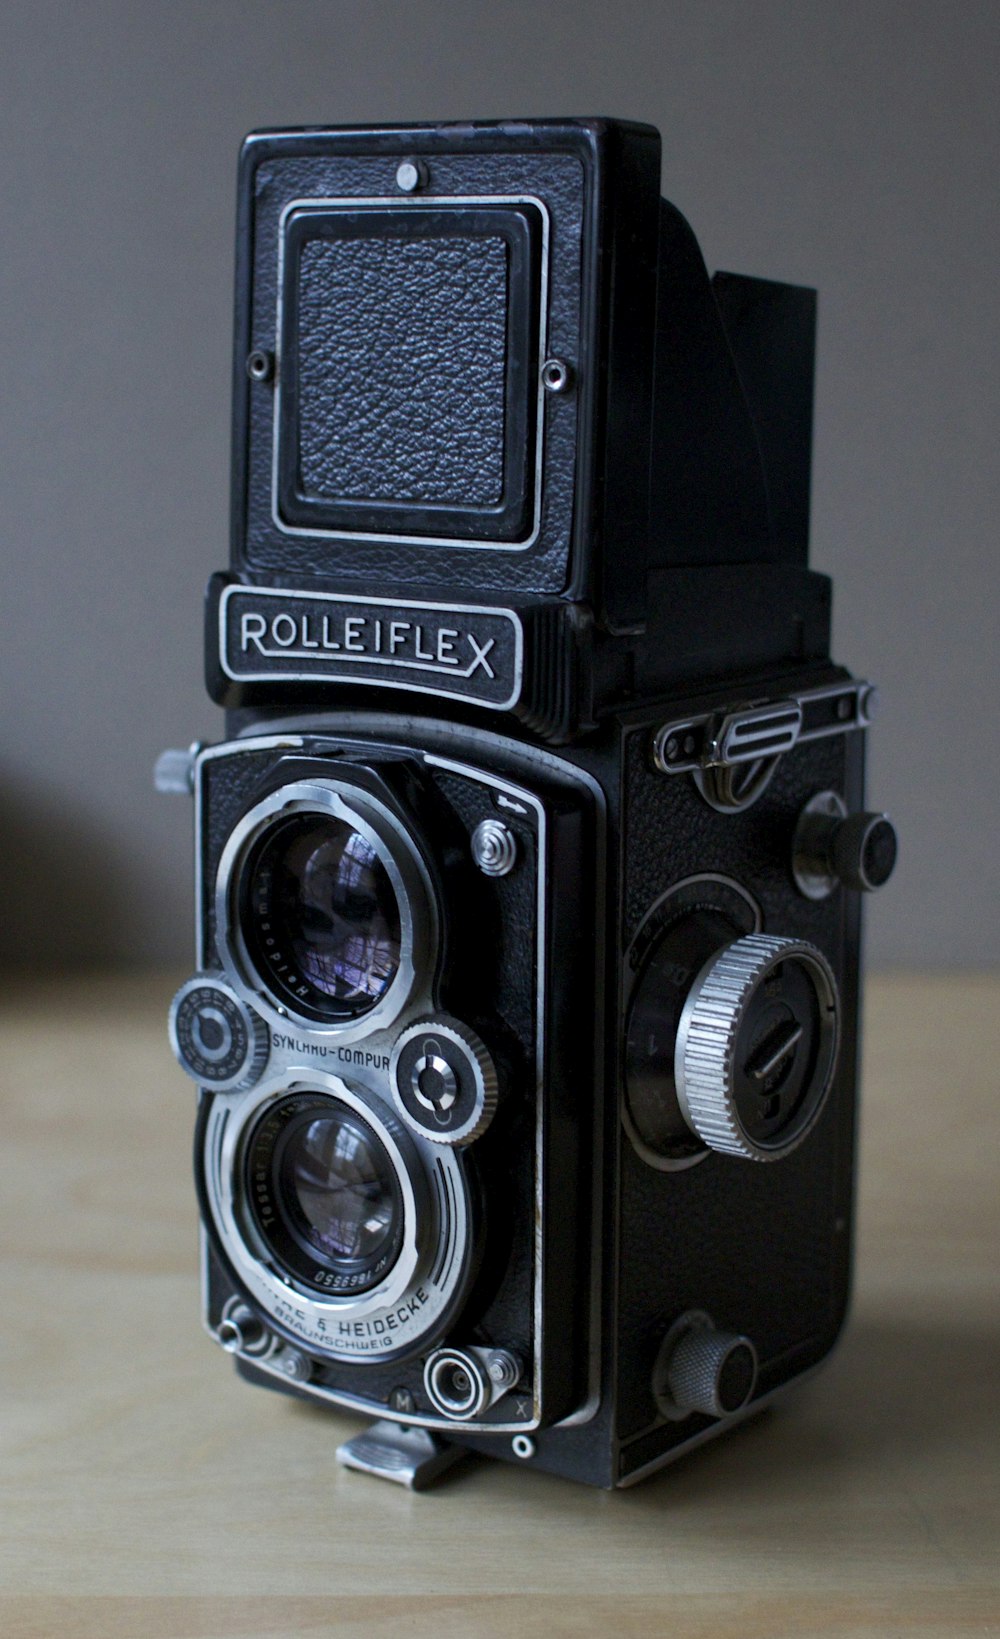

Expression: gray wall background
xmin=1 ymin=0 xmax=997 ymax=970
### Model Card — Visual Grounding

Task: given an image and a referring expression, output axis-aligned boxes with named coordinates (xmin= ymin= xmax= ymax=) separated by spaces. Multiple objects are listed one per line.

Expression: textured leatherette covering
xmin=297 ymin=235 xmax=508 ymax=507
xmin=615 ymin=722 xmax=860 ymax=1467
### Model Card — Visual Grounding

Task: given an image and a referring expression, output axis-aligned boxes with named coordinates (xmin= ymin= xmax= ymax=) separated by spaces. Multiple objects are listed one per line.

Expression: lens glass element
xmin=245 ymin=1093 xmax=405 ymax=1296
xmin=281 ymin=1109 xmax=396 ymax=1263
xmin=242 ymin=811 xmax=402 ymax=1021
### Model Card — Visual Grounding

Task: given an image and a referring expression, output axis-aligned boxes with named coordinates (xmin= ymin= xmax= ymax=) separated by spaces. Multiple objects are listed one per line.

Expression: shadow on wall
xmin=0 ymin=774 xmax=133 ymax=969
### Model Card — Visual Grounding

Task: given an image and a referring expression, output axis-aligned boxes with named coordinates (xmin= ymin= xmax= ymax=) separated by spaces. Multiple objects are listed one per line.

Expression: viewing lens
xmin=246 ymin=1094 xmax=405 ymax=1295
xmin=242 ymin=812 xmax=402 ymax=1021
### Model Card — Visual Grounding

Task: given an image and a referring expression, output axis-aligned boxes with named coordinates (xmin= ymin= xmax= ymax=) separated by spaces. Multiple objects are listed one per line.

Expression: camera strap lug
xmin=337 ymin=1419 xmax=466 ymax=1491
xmin=154 ymin=743 xmax=203 ymax=796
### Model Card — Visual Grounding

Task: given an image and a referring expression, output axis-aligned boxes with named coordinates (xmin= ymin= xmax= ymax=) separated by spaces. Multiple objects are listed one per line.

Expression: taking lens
xmin=241 ymin=811 xmax=402 ymax=1022
xmin=245 ymin=1093 xmax=405 ymax=1295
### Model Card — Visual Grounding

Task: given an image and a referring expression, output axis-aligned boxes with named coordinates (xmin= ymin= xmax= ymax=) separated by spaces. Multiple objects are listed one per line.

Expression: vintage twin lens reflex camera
xmin=160 ymin=117 xmax=897 ymax=1491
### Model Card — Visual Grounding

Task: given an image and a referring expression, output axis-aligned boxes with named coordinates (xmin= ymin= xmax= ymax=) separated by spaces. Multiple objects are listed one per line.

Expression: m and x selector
xmin=390 ymin=1018 xmax=498 ymax=1146
xmin=169 ymin=975 xmax=270 ymax=1092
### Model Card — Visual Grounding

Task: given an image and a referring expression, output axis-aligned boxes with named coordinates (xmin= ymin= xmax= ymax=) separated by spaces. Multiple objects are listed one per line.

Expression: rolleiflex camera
xmin=160 ymin=118 xmax=896 ymax=1491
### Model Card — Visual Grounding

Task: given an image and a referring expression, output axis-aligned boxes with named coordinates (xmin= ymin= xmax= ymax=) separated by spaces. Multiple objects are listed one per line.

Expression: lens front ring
xmin=245 ymin=1090 xmax=407 ymax=1297
xmin=215 ymin=776 xmax=436 ymax=1039
xmin=202 ymin=1069 xmax=475 ymax=1364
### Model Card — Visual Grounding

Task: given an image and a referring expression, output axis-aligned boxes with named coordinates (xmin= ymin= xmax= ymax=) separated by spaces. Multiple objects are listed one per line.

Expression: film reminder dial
xmin=245 ymin=1091 xmax=405 ymax=1296
xmin=240 ymin=810 xmax=402 ymax=1023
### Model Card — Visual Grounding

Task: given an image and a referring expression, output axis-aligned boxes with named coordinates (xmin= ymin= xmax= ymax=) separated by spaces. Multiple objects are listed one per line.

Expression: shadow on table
xmin=624 ymin=1307 xmax=999 ymax=1510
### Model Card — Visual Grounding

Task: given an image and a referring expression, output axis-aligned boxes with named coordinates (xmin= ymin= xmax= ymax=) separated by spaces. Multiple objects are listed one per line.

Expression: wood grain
xmin=0 ymin=973 xmax=997 ymax=1637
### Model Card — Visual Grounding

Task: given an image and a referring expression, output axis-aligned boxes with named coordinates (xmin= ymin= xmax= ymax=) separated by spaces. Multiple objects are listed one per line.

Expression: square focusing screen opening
xmin=276 ymin=204 xmax=542 ymax=544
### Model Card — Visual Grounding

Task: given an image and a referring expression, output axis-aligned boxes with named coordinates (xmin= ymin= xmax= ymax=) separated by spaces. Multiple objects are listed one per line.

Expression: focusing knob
xmin=169 ymin=975 xmax=270 ymax=1092
xmin=390 ymin=1018 xmax=498 ymax=1146
xmin=674 ymin=934 xmax=839 ymax=1161
xmin=653 ymin=1311 xmax=758 ymax=1421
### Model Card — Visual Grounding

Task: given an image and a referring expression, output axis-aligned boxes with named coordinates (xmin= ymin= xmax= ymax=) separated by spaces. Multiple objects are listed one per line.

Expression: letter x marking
xmin=466 ymin=634 xmax=496 ymax=680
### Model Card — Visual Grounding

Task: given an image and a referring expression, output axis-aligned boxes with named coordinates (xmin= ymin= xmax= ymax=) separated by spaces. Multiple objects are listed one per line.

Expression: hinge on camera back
xmin=651 ymin=681 xmax=878 ymax=813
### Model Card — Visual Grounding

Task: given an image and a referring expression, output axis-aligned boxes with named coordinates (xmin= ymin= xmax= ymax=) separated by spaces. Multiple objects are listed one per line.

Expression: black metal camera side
xmin=160 ymin=118 xmax=896 ymax=1490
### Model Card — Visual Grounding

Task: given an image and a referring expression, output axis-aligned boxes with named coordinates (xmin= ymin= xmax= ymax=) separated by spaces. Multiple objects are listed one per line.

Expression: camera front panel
xmin=185 ymin=728 xmax=598 ymax=1436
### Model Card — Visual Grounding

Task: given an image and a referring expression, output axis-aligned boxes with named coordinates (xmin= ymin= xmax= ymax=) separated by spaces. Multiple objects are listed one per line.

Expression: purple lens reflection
xmin=245 ymin=812 xmax=402 ymax=1019
xmin=281 ymin=1111 xmax=397 ymax=1263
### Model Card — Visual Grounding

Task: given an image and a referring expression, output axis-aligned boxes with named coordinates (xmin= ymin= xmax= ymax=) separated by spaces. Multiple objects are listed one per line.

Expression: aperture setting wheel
xmin=390 ymin=1018 xmax=498 ymax=1146
xmin=675 ymin=934 xmax=840 ymax=1161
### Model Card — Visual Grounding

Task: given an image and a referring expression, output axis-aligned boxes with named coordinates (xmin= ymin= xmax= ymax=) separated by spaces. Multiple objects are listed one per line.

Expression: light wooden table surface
xmin=0 ymin=972 xmax=997 ymax=1639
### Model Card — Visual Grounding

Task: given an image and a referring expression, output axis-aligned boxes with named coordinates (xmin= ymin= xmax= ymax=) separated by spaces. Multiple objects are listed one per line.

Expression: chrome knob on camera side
xmin=674 ymin=934 xmax=839 ymax=1163
xmin=793 ymin=791 xmax=898 ymax=900
xmin=652 ymin=1311 xmax=758 ymax=1421
xmin=627 ymin=902 xmax=841 ymax=1168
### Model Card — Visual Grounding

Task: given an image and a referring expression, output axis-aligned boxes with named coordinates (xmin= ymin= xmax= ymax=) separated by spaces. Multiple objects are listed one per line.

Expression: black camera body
xmin=165 ymin=118 xmax=895 ymax=1489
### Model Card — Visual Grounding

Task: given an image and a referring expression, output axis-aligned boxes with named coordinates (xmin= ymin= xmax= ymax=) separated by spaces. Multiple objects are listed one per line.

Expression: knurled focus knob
xmin=653 ymin=1311 xmax=758 ymax=1421
xmin=793 ymin=792 xmax=898 ymax=899
xmin=169 ymin=974 xmax=270 ymax=1092
xmin=674 ymin=933 xmax=839 ymax=1161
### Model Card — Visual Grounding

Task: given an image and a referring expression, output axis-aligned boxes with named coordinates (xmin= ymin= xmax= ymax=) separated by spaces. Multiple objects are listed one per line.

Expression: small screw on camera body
xmin=395 ymin=159 xmax=428 ymax=193
xmin=541 ymin=357 xmax=574 ymax=394
xmin=246 ymin=349 xmax=273 ymax=382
